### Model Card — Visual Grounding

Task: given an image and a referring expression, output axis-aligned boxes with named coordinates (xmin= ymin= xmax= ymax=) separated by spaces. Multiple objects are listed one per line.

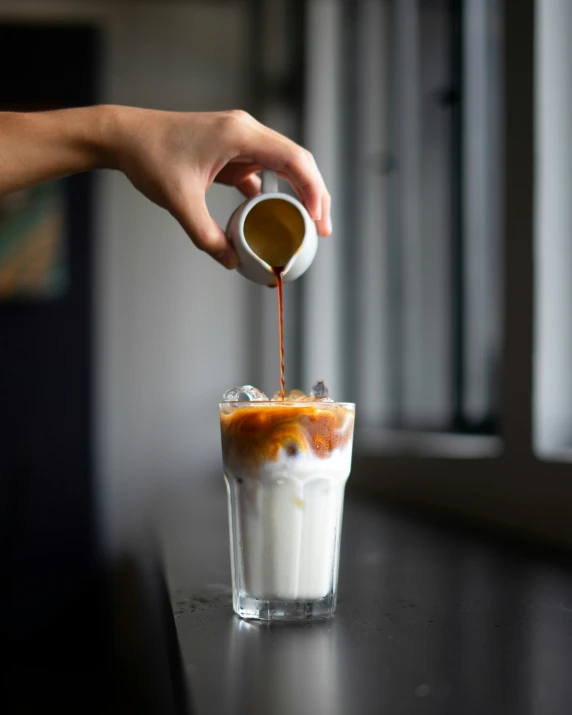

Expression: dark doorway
xmin=0 ymin=20 xmax=102 ymax=686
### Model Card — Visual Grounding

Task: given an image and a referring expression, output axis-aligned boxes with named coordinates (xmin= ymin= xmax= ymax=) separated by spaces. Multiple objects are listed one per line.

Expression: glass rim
xmin=219 ymin=401 xmax=355 ymax=409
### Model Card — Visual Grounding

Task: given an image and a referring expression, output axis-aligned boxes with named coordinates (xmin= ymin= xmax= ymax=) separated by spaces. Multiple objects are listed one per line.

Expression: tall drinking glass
xmin=220 ymin=400 xmax=355 ymax=621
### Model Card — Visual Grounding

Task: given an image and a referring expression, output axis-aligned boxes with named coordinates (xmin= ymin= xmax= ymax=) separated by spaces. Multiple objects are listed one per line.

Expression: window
xmin=303 ymin=0 xmax=503 ymax=440
xmin=535 ymin=0 xmax=572 ymax=458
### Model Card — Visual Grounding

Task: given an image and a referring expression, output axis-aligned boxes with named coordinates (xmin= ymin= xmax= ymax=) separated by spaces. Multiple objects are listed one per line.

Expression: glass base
xmin=234 ymin=592 xmax=336 ymax=621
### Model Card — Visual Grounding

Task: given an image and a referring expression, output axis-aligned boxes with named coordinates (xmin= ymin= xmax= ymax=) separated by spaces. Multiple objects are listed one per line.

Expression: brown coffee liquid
xmin=272 ymin=266 xmax=285 ymax=401
xmin=244 ymin=199 xmax=304 ymax=267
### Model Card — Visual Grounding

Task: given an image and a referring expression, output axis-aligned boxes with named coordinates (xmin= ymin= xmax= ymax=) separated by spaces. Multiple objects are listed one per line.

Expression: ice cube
xmin=222 ymin=385 xmax=268 ymax=402
xmin=310 ymin=380 xmax=329 ymax=399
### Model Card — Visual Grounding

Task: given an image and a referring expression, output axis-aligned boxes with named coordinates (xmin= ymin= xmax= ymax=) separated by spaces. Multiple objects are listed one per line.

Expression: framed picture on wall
xmin=0 ymin=98 xmax=69 ymax=303
xmin=0 ymin=179 xmax=68 ymax=301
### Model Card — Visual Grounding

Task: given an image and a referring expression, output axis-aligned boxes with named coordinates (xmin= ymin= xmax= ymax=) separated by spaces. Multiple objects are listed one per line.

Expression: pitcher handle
xmin=261 ymin=169 xmax=278 ymax=193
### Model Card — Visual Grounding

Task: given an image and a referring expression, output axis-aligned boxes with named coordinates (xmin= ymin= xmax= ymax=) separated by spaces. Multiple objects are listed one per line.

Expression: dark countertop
xmin=172 ymin=484 xmax=572 ymax=715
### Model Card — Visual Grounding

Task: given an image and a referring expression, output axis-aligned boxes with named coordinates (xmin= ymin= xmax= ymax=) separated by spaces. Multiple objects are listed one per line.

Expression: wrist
xmin=89 ymin=104 xmax=125 ymax=171
xmin=96 ymin=104 xmax=148 ymax=173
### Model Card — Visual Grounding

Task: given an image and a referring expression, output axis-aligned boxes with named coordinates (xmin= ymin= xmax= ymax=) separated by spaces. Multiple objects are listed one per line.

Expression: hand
xmin=108 ymin=108 xmax=332 ymax=269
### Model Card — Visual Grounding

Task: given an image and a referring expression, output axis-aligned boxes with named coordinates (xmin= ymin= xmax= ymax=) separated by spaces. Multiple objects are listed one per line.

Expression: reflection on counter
xmin=224 ymin=617 xmax=341 ymax=715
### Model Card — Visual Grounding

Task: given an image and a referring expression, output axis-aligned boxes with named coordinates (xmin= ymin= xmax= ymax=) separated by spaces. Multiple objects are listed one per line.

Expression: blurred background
xmin=0 ymin=0 xmax=571 ymax=594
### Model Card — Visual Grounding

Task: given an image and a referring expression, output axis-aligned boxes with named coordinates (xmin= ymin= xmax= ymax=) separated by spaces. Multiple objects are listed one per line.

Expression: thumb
xmin=172 ymin=193 xmax=239 ymax=270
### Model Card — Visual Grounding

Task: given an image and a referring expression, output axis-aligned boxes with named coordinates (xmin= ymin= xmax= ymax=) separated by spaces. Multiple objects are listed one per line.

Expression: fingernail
xmin=215 ymin=248 xmax=239 ymax=270
xmin=326 ymin=216 xmax=332 ymax=234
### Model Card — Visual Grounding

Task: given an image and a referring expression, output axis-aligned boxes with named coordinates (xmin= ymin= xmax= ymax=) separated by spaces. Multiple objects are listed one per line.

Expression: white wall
xmin=98 ymin=3 xmax=253 ymax=554
xmin=0 ymin=2 xmax=253 ymax=552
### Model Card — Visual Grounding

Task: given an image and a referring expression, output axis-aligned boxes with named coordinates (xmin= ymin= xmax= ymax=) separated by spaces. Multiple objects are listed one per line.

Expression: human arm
xmin=0 ymin=106 xmax=331 ymax=269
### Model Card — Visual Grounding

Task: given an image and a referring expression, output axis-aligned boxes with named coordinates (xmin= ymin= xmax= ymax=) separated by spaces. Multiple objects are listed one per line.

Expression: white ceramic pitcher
xmin=226 ymin=169 xmax=318 ymax=286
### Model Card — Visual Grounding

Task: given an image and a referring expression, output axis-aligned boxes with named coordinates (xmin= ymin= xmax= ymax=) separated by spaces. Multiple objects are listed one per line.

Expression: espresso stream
xmin=272 ymin=267 xmax=285 ymax=401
